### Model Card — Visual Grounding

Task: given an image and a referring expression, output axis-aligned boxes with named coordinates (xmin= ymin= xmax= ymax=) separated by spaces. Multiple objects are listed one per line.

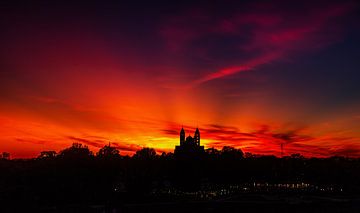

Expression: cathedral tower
xmin=194 ymin=128 xmax=200 ymax=146
xmin=180 ymin=126 xmax=185 ymax=145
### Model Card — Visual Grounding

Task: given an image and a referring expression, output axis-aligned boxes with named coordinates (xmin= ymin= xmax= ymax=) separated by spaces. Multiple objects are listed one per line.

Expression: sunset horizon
xmin=1 ymin=0 xmax=360 ymax=159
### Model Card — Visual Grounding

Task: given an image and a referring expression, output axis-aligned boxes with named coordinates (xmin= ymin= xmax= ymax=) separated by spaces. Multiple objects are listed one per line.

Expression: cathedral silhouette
xmin=174 ymin=127 xmax=205 ymax=157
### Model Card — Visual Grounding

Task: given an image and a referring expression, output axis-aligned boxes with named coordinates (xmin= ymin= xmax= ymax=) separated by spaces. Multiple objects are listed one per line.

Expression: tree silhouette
xmin=58 ymin=143 xmax=93 ymax=159
xmin=133 ymin=147 xmax=157 ymax=160
xmin=244 ymin=152 xmax=254 ymax=158
xmin=221 ymin=146 xmax=244 ymax=159
xmin=160 ymin=152 xmax=174 ymax=160
xmin=290 ymin=153 xmax=305 ymax=159
xmin=97 ymin=143 xmax=120 ymax=158
xmin=206 ymin=147 xmax=221 ymax=157
xmin=38 ymin=151 xmax=57 ymax=159
xmin=0 ymin=152 xmax=10 ymax=160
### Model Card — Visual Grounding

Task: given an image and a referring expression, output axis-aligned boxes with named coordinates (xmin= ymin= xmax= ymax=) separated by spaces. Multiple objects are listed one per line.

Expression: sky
xmin=1 ymin=0 xmax=360 ymax=158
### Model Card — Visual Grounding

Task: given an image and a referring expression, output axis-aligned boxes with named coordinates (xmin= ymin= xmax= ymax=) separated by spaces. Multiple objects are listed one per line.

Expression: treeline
xmin=1 ymin=142 xmax=360 ymax=208
xmin=36 ymin=142 xmax=245 ymax=160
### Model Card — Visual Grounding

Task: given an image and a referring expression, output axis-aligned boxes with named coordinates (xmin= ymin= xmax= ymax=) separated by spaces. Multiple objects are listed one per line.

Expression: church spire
xmin=194 ymin=128 xmax=200 ymax=146
xmin=180 ymin=126 xmax=185 ymax=145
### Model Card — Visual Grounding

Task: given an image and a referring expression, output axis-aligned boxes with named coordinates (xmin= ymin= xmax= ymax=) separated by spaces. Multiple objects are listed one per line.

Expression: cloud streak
xmin=160 ymin=1 xmax=357 ymax=87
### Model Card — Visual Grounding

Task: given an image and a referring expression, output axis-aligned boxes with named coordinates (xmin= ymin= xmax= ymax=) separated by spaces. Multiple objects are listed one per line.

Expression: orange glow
xmin=1 ymin=0 xmax=360 ymax=158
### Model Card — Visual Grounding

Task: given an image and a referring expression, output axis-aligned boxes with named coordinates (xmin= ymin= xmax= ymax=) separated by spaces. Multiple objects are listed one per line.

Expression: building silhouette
xmin=175 ymin=127 xmax=204 ymax=157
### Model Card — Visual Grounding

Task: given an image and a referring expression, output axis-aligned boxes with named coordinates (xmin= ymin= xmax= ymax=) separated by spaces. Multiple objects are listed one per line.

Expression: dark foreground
xmin=2 ymin=144 xmax=360 ymax=212
xmin=5 ymin=193 xmax=360 ymax=213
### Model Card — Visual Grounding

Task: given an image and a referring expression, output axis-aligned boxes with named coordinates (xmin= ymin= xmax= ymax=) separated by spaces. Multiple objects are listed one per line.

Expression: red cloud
xmin=160 ymin=1 xmax=357 ymax=87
